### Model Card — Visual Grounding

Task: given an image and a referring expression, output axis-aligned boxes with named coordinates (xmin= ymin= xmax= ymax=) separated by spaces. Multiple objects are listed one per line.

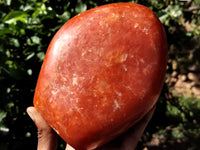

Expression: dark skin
xmin=27 ymin=106 xmax=155 ymax=150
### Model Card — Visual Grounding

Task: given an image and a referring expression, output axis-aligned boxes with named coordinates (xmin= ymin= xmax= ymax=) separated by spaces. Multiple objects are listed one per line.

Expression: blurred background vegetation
xmin=0 ymin=0 xmax=200 ymax=149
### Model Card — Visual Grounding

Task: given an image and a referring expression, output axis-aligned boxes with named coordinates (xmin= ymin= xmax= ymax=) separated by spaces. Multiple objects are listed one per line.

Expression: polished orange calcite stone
xmin=34 ymin=3 xmax=167 ymax=150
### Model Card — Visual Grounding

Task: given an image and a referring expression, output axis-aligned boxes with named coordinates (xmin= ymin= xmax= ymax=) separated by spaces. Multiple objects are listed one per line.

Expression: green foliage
xmin=165 ymin=96 xmax=200 ymax=148
xmin=0 ymin=0 xmax=200 ymax=150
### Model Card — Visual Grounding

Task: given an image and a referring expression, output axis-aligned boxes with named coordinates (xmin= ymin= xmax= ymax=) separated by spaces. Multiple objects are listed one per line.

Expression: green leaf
xmin=31 ymin=35 xmax=40 ymax=44
xmin=0 ymin=27 xmax=12 ymax=36
xmin=172 ymin=128 xmax=184 ymax=139
xmin=37 ymin=52 xmax=45 ymax=61
xmin=75 ymin=0 xmax=87 ymax=14
xmin=58 ymin=11 xmax=71 ymax=23
xmin=0 ymin=110 xmax=7 ymax=124
xmin=32 ymin=3 xmax=47 ymax=18
xmin=10 ymin=38 xmax=20 ymax=47
xmin=159 ymin=13 xmax=169 ymax=23
xmin=1 ymin=0 xmax=12 ymax=5
xmin=25 ymin=52 xmax=35 ymax=61
xmin=3 ymin=11 xmax=29 ymax=24
xmin=27 ymin=69 xmax=32 ymax=76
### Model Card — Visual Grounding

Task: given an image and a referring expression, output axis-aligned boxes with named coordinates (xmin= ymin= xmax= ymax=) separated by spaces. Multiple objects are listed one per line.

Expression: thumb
xmin=27 ymin=106 xmax=58 ymax=150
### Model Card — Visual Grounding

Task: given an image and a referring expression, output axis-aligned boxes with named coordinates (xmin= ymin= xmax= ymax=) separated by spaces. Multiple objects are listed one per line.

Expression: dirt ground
xmin=167 ymin=63 xmax=200 ymax=98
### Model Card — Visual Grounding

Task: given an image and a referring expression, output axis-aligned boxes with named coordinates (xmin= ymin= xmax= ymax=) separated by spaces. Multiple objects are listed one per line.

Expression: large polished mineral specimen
xmin=33 ymin=3 xmax=167 ymax=150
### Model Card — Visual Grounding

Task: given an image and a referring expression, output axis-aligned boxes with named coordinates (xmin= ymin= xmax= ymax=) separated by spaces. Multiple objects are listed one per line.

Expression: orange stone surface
xmin=33 ymin=3 xmax=167 ymax=150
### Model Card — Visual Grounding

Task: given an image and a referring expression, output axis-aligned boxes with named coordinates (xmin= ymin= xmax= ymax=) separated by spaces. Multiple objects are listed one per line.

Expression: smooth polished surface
xmin=34 ymin=3 xmax=167 ymax=150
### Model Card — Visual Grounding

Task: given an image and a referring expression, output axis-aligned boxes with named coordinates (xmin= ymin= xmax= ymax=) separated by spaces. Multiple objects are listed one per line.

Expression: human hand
xmin=27 ymin=106 xmax=155 ymax=150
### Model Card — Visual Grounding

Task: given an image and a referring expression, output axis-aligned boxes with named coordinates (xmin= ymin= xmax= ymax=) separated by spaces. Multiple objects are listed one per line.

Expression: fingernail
xmin=27 ymin=108 xmax=35 ymax=121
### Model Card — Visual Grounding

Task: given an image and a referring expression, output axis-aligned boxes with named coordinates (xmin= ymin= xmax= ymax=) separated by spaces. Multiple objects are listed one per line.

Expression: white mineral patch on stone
xmin=51 ymin=89 xmax=58 ymax=95
xmin=134 ymin=23 xmax=139 ymax=28
xmin=142 ymin=27 xmax=149 ymax=35
xmin=120 ymin=53 xmax=128 ymax=63
xmin=72 ymin=77 xmax=78 ymax=86
xmin=115 ymin=91 xmax=122 ymax=97
xmin=122 ymin=65 xmax=128 ymax=71
xmin=113 ymin=99 xmax=120 ymax=112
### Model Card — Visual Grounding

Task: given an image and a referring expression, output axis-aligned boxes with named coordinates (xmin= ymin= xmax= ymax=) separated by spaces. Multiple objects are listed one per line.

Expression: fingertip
xmin=65 ymin=144 xmax=75 ymax=150
xmin=27 ymin=106 xmax=35 ymax=122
